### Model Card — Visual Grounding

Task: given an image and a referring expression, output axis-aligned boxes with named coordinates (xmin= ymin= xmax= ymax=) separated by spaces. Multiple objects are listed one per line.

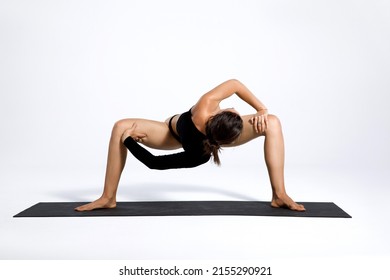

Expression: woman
xmin=75 ymin=79 xmax=305 ymax=212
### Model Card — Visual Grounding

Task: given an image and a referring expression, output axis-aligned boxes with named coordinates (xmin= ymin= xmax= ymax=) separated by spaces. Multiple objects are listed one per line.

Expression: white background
xmin=1 ymin=0 xmax=389 ymax=278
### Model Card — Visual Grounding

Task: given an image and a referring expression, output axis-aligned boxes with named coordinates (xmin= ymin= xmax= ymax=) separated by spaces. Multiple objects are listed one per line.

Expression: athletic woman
xmin=75 ymin=79 xmax=305 ymax=211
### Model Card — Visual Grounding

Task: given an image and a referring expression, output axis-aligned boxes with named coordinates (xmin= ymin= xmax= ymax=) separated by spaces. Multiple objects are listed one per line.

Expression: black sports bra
xmin=176 ymin=108 xmax=207 ymax=152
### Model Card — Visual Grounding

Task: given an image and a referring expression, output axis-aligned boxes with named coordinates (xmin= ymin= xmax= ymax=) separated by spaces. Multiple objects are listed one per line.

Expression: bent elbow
xmin=227 ymin=78 xmax=242 ymax=86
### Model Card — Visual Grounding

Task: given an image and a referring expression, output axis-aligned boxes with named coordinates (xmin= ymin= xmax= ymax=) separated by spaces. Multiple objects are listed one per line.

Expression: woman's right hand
xmin=121 ymin=123 xmax=146 ymax=143
xmin=249 ymin=109 xmax=268 ymax=134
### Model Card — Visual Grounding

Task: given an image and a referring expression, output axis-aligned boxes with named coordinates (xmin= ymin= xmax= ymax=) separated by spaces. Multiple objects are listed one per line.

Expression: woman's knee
xmin=112 ymin=119 xmax=136 ymax=135
xmin=266 ymin=114 xmax=282 ymax=132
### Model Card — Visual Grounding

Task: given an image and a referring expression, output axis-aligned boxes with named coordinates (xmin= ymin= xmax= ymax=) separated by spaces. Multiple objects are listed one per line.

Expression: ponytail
xmin=203 ymin=139 xmax=221 ymax=165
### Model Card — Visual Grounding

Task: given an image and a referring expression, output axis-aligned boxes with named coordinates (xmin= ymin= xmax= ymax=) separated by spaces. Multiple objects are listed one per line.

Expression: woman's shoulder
xmin=191 ymin=103 xmax=219 ymax=133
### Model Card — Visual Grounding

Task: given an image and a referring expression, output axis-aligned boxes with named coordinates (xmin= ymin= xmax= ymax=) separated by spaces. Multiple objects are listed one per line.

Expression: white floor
xmin=1 ymin=161 xmax=389 ymax=260
xmin=0 ymin=161 xmax=389 ymax=279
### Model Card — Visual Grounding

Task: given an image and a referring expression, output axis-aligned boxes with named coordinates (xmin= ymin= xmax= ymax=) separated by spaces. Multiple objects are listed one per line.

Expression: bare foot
xmin=271 ymin=193 xmax=305 ymax=211
xmin=75 ymin=197 xmax=117 ymax=211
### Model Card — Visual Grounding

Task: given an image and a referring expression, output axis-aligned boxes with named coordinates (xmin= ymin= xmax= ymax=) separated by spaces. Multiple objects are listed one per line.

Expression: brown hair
xmin=204 ymin=111 xmax=243 ymax=165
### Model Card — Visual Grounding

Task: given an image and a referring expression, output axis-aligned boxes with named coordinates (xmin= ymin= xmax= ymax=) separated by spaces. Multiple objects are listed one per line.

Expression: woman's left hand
xmin=249 ymin=109 xmax=268 ymax=134
xmin=121 ymin=123 xmax=147 ymax=143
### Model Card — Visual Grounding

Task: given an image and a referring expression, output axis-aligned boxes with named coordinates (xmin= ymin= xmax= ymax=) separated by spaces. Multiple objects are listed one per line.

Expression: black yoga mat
xmin=14 ymin=201 xmax=351 ymax=218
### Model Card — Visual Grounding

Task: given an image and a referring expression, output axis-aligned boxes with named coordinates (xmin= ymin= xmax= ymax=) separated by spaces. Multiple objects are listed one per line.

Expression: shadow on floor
xmin=52 ymin=181 xmax=259 ymax=202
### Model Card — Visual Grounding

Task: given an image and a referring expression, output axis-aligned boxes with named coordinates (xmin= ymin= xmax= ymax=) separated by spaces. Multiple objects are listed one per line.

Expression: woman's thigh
xmin=114 ymin=118 xmax=182 ymax=150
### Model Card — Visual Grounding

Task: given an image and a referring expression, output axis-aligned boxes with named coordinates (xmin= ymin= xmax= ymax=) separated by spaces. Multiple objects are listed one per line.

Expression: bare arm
xmin=195 ymin=79 xmax=267 ymax=113
xmin=193 ymin=79 xmax=269 ymax=133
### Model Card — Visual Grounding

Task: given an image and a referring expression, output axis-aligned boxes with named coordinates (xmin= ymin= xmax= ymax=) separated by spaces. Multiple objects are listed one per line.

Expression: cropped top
xmin=123 ymin=108 xmax=211 ymax=170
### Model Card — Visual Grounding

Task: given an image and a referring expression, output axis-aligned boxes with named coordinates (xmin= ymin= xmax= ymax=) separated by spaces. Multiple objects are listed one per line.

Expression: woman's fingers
xmin=259 ymin=116 xmax=265 ymax=133
xmin=250 ymin=114 xmax=268 ymax=134
xmin=121 ymin=123 xmax=147 ymax=143
xmin=263 ymin=114 xmax=268 ymax=130
xmin=134 ymin=132 xmax=147 ymax=142
xmin=251 ymin=116 xmax=259 ymax=133
xmin=250 ymin=116 xmax=260 ymax=133
xmin=131 ymin=124 xmax=146 ymax=142
xmin=260 ymin=114 xmax=268 ymax=133
xmin=260 ymin=114 xmax=265 ymax=132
